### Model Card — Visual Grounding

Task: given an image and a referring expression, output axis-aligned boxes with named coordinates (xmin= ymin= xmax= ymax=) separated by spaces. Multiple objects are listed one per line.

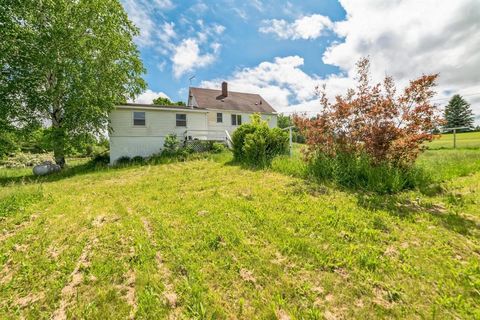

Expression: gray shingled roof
xmin=189 ymin=87 xmax=277 ymax=114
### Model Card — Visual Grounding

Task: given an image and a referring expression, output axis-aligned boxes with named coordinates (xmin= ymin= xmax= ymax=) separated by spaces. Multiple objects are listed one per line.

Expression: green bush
xmin=211 ymin=142 xmax=226 ymax=153
xmin=92 ymin=151 xmax=110 ymax=165
xmin=131 ymin=156 xmax=145 ymax=163
xmin=116 ymin=156 xmax=131 ymax=165
xmin=232 ymin=114 xmax=289 ymax=167
xmin=163 ymin=134 xmax=180 ymax=156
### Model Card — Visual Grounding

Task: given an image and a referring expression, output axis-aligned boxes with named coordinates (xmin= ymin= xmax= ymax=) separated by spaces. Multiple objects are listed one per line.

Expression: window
xmin=231 ymin=114 xmax=242 ymax=126
xmin=133 ymin=111 xmax=145 ymax=126
xmin=216 ymin=113 xmax=223 ymax=123
xmin=176 ymin=114 xmax=187 ymax=127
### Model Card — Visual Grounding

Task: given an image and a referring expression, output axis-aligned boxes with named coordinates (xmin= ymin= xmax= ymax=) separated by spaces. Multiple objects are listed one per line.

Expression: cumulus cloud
xmin=201 ymin=56 xmax=320 ymax=110
xmin=122 ymin=0 xmax=225 ymax=78
xmin=172 ymin=39 xmax=221 ymax=78
xmin=239 ymin=0 xmax=480 ymax=118
xmin=130 ymin=90 xmax=170 ymax=104
xmin=260 ymin=14 xmax=333 ymax=40
xmin=323 ymin=0 xmax=480 ymax=116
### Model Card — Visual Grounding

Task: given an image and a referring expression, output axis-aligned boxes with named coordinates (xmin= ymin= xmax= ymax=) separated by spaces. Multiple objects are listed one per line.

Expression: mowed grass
xmin=428 ymin=131 xmax=480 ymax=149
xmin=1 ymin=150 xmax=479 ymax=319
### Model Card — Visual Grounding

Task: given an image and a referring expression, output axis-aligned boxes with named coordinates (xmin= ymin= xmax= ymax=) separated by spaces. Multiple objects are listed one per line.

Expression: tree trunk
xmin=51 ymin=109 xmax=66 ymax=168
xmin=52 ymin=126 xmax=66 ymax=168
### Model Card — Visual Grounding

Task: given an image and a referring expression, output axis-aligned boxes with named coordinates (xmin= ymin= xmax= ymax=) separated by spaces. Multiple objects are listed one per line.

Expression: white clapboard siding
xmin=206 ymin=110 xmax=277 ymax=134
xmin=109 ymin=106 xmax=208 ymax=163
xmin=108 ymin=105 xmax=278 ymax=164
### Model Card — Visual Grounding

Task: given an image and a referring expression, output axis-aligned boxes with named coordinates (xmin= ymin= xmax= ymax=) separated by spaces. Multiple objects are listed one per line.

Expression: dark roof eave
xmin=121 ymin=102 xmax=206 ymax=110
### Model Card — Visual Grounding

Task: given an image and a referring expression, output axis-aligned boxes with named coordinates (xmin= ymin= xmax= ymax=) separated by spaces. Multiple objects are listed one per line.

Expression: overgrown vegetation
xmin=295 ymin=58 xmax=443 ymax=193
xmin=232 ymin=114 xmax=289 ymax=167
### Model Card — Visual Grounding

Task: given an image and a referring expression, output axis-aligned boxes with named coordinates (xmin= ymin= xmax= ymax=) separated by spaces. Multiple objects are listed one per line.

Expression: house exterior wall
xmin=109 ymin=107 xmax=208 ymax=163
xmin=109 ymin=106 xmax=278 ymax=164
xmin=206 ymin=110 xmax=277 ymax=134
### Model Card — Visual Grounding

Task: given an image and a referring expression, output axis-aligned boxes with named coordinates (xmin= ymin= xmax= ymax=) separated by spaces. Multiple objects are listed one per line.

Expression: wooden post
xmin=453 ymin=129 xmax=457 ymax=149
xmin=289 ymin=127 xmax=293 ymax=157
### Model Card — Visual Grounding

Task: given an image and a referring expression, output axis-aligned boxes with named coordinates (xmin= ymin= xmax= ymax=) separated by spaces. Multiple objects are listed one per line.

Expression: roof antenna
xmin=189 ymin=75 xmax=196 ymax=86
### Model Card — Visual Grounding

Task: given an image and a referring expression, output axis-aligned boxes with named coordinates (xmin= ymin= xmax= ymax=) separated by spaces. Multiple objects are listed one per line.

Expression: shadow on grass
xmin=356 ymin=192 xmax=479 ymax=236
xmin=229 ymin=156 xmax=479 ymax=237
xmin=0 ymin=151 xmax=232 ymax=187
xmin=0 ymin=160 xmax=109 ymax=186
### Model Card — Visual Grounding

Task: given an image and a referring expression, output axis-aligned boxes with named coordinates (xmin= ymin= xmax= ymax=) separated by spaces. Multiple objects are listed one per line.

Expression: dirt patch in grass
xmin=0 ymin=260 xmax=15 ymax=285
xmin=115 ymin=267 xmax=137 ymax=320
xmin=91 ymin=215 xmax=120 ymax=228
xmin=239 ymin=268 xmax=257 ymax=284
xmin=47 ymin=244 xmax=65 ymax=260
xmin=142 ymin=218 xmax=180 ymax=314
xmin=276 ymin=309 xmax=291 ymax=320
xmin=16 ymin=292 xmax=45 ymax=308
xmin=0 ymin=213 xmax=39 ymax=242
xmin=52 ymin=239 xmax=96 ymax=320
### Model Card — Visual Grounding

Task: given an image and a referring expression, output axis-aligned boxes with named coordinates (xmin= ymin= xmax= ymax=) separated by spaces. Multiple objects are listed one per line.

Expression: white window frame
xmin=216 ymin=112 xmax=223 ymax=123
xmin=176 ymin=113 xmax=187 ymax=127
xmin=133 ymin=111 xmax=146 ymax=126
xmin=231 ymin=114 xmax=242 ymax=126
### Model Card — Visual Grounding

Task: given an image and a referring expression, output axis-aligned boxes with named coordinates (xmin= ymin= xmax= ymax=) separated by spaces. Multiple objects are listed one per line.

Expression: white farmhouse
xmin=109 ymin=82 xmax=278 ymax=163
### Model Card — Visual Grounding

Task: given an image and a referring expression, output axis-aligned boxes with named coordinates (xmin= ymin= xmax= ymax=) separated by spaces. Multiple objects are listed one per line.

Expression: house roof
xmin=189 ymin=87 xmax=277 ymax=114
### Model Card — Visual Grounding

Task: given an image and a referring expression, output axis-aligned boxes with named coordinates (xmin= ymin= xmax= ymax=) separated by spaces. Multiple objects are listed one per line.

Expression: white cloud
xmin=190 ymin=1 xmax=209 ymax=14
xmin=122 ymin=0 xmax=157 ymax=47
xmin=122 ymin=1 xmax=225 ymax=79
xmin=245 ymin=0 xmax=480 ymax=119
xmin=322 ymin=0 xmax=480 ymax=116
xmin=201 ymin=56 xmax=320 ymax=110
xmin=152 ymin=0 xmax=174 ymax=10
xmin=130 ymin=90 xmax=170 ymax=104
xmin=122 ymin=0 xmax=176 ymax=47
xmin=157 ymin=61 xmax=167 ymax=72
xmin=260 ymin=14 xmax=333 ymax=40
xmin=172 ymin=39 xmax=220 ymax=78
xmin=233 ymin=7 xmax=248 ymax=20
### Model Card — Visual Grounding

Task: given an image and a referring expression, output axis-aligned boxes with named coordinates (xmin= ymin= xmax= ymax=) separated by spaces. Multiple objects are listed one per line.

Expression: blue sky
xmin=123 ymin=0 xmax=480 ymax=121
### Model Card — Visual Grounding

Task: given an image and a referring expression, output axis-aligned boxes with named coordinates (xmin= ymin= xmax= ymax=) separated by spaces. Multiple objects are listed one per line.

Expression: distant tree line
xmin=152 ymin=96 xmax=186 ymax=106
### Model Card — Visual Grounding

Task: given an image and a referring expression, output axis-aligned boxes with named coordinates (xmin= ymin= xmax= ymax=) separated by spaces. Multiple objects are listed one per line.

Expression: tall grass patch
xmin=308 ymin=152 xmax=429 ymax=194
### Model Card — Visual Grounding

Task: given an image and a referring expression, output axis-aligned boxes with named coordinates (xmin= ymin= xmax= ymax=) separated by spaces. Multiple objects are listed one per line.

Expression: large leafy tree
xmin=444 ymin=94 xmax=474 ymax=129
xmin=0 ymin=0 xmax=146 ymax=167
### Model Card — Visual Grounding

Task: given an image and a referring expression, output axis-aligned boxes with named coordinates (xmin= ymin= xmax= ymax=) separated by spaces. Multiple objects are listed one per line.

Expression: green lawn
xmin=428 ymin=131 xmax=480 ymax=149
xmin=0 ymin=150 xmax=479 ymax=319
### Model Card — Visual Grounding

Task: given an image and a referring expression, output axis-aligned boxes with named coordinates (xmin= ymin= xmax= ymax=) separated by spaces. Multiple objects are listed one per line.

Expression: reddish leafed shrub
xmin=294 ymin=58 xmax=443 ymax=168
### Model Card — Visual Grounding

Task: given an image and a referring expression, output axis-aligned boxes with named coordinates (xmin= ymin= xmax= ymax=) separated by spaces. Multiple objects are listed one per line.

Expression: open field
xmin=428 ymin=131 xmax=480 ymax=149
xmin=1 ymin=150 xmax=479 ymax=319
